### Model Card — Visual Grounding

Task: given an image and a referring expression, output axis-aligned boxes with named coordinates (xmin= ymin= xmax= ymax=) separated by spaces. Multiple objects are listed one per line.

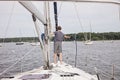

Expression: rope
xmin=74 ymin=34 xmax=78 ymax=67
xmin=0 ymin=46 xmax=37 ymax=76
xmin=73 ymin=3 xmax=86 ymax=41
xmin=82 ymin=55 xmax=119 ymax=80
xmin=87 ymin=54 xmax=120 ymax=71
xmin=2 ymin=2 xmax=15 ymax=42
xmin=98 ymin=68 xmax=118 ymax=80
xmin=81 ymin=63 xmax=119 ymax=80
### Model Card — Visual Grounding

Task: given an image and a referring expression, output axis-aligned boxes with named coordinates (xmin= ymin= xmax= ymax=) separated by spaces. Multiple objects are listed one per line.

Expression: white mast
xmin=43 ymin=1 xmax=51 ymax=69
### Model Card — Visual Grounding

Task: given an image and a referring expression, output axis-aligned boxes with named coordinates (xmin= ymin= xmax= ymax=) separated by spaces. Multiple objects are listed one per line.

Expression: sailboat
xmin=84 ymin=33 xmax=93 ymax=45
xmin=16 ymin=30 xmax=24 ymax=45
xmin=16 ymin=41 xmax=24 ymax=45
xmin=1 ymin=0 xmax=120 ymax=80
xmin=84 ymin=21 xmax=93 ymax=45
xmin=30 ymin=42 xmax=40 ymax=46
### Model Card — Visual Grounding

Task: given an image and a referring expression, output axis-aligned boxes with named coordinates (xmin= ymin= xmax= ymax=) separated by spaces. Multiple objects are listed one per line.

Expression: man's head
xmin=57 ymin=26 xmax=62 ymax=30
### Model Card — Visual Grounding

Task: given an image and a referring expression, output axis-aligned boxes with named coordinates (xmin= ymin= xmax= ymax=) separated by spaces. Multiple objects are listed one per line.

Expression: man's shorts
xmin=54 ymin=42 xmax=62 ymax=53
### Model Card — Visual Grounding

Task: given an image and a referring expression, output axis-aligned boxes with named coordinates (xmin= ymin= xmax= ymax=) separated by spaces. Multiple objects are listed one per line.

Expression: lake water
xmin=0 ymin=41 xmax=120 ymax=80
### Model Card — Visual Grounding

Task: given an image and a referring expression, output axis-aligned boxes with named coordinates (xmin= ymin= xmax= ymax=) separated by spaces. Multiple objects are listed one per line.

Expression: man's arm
xmin=64 ymin=35 xmax=70 ymax=39
xmin=50 ymin=32 xmax=55 ymax=37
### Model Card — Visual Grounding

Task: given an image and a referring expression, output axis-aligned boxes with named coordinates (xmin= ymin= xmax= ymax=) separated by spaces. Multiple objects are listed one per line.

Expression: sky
xmin=0 ymin=1 xmax=120 ymax=38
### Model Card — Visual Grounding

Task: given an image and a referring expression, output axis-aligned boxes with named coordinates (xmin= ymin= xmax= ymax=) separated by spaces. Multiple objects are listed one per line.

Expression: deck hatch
xmin=19 ymin=74 xmax=51 ymax=80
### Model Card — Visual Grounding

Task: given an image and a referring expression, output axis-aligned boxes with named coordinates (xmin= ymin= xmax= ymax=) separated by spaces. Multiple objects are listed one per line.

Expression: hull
xmin=16 ymin=42 xmax=24 ymax=45
xmin=84 ymin=41 xmax=93 ymax=45
xmin=30 ymin=42 xmax=40 ymax=46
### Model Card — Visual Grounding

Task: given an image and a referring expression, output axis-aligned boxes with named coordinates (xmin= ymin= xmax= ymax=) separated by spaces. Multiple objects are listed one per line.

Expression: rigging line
xmin=2 ymin=2 xmax=15 ymax=42
xmin=86 ymin=66 xmax=106 ymax=78
xmin=74 ymin=52 xmax=119 ymax=79
xmin=118 ymin=5 xmax=120 ymax=22
xmin=85 ymin=53 xmax=120 ymax=71
xmin=82 ymin=56 xmax=120 ymax=79
xmin=82 ymin=63 xmax=118 ymax=80
xmin=97 ymin=67 xmax=118 ymax=80
xmin=73 ymin=2 xmax=86 ymax=41
xmin=0 ymin=46 xmax=37 ymax=76
xmin=99 ymin=69 xmax=118 ymax=80
xmin=74 ymin=33 xmax=78 ymax=67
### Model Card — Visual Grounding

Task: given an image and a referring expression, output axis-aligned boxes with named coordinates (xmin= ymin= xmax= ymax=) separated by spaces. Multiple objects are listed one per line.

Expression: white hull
xmin=1 ymin=62 xmax=97 ymax=80
xmin=30 ymin=42 xmax=40 ymax=46
xmin=84 ymin=41 xmax=93 ymax=45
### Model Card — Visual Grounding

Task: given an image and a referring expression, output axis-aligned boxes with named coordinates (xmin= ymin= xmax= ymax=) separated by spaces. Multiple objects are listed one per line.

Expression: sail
xmin=19 ymin=1 xmax=46 ymax=25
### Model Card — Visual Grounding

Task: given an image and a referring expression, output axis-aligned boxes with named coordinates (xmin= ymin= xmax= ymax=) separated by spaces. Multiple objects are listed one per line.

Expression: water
xmin=0 ymin=41 xmax=120 ymax=80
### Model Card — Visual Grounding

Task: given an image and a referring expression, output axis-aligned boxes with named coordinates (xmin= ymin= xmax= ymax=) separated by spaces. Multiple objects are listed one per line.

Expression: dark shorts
xmin=54 ymin=42 xmax=62 ymax=53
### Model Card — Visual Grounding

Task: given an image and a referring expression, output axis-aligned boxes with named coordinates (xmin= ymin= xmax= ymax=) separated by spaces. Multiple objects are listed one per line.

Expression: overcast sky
xmin=0 ymin=1 xmax=120 ymax=38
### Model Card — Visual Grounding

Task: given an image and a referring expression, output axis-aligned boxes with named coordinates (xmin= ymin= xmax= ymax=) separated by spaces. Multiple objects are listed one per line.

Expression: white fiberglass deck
xmin=1 ymin=62 xmax=97 ymax=80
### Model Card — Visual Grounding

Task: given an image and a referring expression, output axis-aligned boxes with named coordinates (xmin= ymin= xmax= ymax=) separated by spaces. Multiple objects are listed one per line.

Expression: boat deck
xmin=1 ymin=62 xmax=97 ymax=80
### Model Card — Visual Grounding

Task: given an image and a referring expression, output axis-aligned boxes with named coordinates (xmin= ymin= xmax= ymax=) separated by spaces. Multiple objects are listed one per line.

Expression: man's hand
xmin=64 ymin=35 xmax=70 ymax=39
xmin=50 ymin=32 xmax=55 ymax=37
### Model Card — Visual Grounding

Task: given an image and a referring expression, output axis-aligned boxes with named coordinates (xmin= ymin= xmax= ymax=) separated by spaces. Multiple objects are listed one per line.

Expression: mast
xmin=44 ymin=1 xmax=51 ymax=69
xmin=53 ymin=2 xmax=58 ymax=31
xmin=89 ymin=21 xmax=92 ymax=41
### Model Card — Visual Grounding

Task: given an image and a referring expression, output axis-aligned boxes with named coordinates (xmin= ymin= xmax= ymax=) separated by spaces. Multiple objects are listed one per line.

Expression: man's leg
xmin=54 ymin=53 xmax=57 ymax=64
xmin=54 ymin=42 xmax=58 ymax=64
xmin=59 ymin=53 xmax=62 ymax=64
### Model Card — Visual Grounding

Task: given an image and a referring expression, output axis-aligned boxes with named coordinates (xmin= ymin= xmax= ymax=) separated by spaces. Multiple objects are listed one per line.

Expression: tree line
xmin=65 ymin=32 xmax=120 ymax=41
xmin=0 ymin=32 xmax=120 ymax=42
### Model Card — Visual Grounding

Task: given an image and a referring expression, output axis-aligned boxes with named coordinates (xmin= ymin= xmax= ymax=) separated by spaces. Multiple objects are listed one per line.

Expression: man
xmin=54 ymin=26 xmax=70 ymax=64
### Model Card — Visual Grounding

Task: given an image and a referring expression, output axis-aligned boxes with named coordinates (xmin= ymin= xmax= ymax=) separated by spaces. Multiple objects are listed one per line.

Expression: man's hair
xmin=57 ymin=26 xmax=62 ymax=30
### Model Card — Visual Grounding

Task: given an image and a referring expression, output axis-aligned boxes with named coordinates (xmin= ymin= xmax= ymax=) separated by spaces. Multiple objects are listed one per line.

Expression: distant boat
xmin=84 ymin=32 xmax=93 ymax=45
xmin=84 ymin=40 xmax=93 ymax=45
xmin=84 ymin=21 xmax=93 ymax=45
xmin=16 ymin=42 xmax=24 ymax=45
xmin=30 ymin=42 xmax=40 ymax=46
xmin=16 ymin=26 xmax=24 ymax=45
